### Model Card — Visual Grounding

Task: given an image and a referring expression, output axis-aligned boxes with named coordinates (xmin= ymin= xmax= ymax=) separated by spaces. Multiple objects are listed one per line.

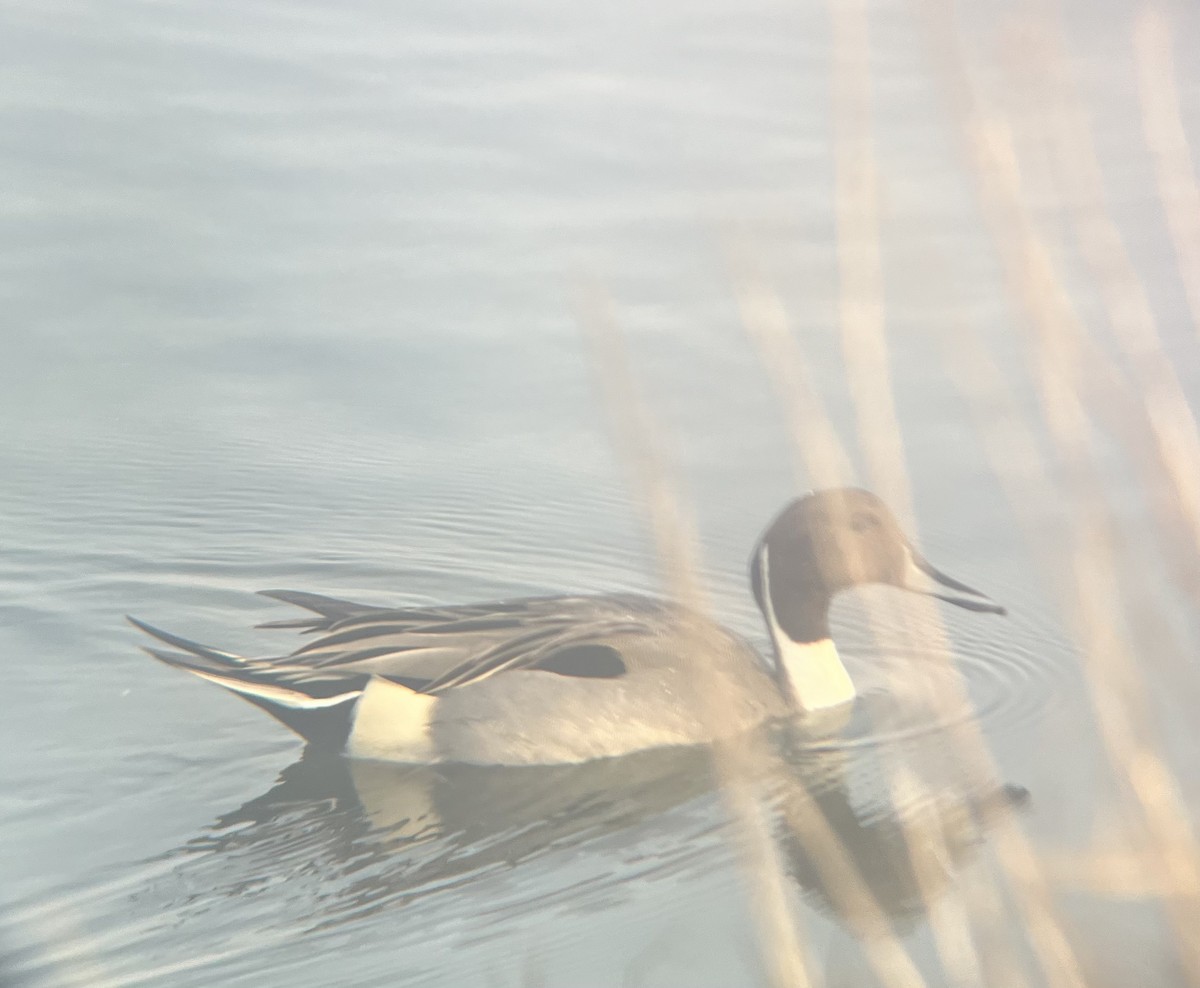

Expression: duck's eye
xmin=851 ymin=512 xmax=879 ymax=533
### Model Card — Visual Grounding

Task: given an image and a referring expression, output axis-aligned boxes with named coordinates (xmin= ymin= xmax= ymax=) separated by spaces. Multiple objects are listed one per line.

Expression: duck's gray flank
xmin=128 ymin=488 xmax=1005 ymax=766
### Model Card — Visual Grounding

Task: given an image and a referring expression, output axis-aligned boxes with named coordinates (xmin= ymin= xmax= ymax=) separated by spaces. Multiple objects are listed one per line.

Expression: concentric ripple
xmin=797 ymin=620 xmax=1080 ymax=753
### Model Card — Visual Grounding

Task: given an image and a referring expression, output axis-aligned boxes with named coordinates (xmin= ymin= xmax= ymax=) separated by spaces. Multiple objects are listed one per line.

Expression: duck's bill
xmin=903 ymin=550 xmax=1007 ymax=615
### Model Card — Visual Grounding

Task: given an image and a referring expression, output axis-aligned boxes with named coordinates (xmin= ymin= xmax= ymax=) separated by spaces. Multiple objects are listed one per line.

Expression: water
xmin=2 ymin=0 xmax=1199 ymax=984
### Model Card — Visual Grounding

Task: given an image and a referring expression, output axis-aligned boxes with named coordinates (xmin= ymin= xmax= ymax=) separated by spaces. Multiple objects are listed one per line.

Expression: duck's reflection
xmin=177 ymin=727 xmax=1026 ymax=939
xmin=776 ymin=749 xmax=1027 ymax=935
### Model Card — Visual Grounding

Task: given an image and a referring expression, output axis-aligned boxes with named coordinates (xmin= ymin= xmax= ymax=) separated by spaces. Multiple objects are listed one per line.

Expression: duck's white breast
xmin=345 ymin=676 xmax=440 ymax=763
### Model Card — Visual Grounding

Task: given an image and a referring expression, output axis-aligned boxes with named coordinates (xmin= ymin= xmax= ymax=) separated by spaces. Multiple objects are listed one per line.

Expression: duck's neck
xmin=773 ymin=637 xmax=856 ymax=712
xmin=753 ymin=543 xmax=857 ymax=712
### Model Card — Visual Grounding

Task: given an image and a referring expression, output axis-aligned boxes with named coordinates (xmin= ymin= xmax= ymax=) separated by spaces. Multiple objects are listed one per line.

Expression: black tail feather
xmin=257 ymin=590 xmax=377 ymax=622
xmin=233 ymin=691 xmax=359 ymax=750
xmin=136 ymin=642 xmax=363 ymax=750
xmin=125 ymin=615 xmax=246 ymax=666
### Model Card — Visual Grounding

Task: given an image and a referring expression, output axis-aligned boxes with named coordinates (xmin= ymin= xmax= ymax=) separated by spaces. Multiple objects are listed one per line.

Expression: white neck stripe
xmin=757 ymin=542 xmax=857 ymax=712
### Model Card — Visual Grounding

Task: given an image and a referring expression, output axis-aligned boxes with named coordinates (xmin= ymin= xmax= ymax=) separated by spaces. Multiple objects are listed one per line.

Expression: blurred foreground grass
xmin=582 ymin=4 xmax=1200 ymax=985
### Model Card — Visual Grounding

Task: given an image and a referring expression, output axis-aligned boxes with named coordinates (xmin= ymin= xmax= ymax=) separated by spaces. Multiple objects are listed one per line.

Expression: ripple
xmin=794 ymin=625 xmax=1078 ymax=754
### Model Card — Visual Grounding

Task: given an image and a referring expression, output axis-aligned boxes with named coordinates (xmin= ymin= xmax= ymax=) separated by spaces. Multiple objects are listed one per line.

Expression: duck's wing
xmin=270 ymin=591 xmax=673 ymax=692
xmin=132 ymin=592 xmax=677 ymax=696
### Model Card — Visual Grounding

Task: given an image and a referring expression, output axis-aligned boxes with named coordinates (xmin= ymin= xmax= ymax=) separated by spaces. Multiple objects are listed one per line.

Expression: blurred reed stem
xmin=1134 ymin=8 xmax=1200 ymax=340
xmin=580 ymin=3 xmax=1200 ymax=984
xmin=576 ymin=278 xmax=816 ymax=988
xmin=917 ymin=3 xmax=1200 ymax=980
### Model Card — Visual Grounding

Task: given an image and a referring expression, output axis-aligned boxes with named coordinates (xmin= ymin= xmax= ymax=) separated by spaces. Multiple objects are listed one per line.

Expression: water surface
xmin=3 ymin=0 xmax=1199 ymax=984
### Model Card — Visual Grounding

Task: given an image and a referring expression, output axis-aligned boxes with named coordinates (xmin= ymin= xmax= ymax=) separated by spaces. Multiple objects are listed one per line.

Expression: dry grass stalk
xmin=1001 ymin=28 xmax=1200 ymax=957
xmin=935 ymin=297 xmax=1200 ymax=977
xmin=950 ymin=84 xmax=1200 ymax=974
xmin=796 ymin=3 xmax=1100 ymax=984
xmin=781 ymin=774 xmax=931 ymax=988
xmin=829 ymin=0 xmax=910 ymax=527
xmin=1134 ymin=7 xmax=1200 ymax=340
xmin=914 ymin=3 xmax=1194 ymax=982
xmin=726 ymin=238 xmax=854 ymax=491
xmin=575 ymin=279 xmax=707 ymax=608
xmin=577 ymin=277 xmax=953 ymax=988
xmin=583 ymin=6 xmax=1200 ymax=985
xmin=749 ymin=3 xmax=1084 ymax=982
xmin=733 ymin=246 xmax=1050 ymax=988
xmin=1011 ymin=21 xmax=1200 ymax=620
xmin=828 ymin=3 xmax=1014 ymax=982
xmin=574 ymin=277 xmax=815 ymax=988
xmin=732 ymin=249 xmax=993 ymax=988
xmin=1045 ymin=844 xmax=1200 ymax=901
xmin=831 ymin=0 xmax=976 ymax=858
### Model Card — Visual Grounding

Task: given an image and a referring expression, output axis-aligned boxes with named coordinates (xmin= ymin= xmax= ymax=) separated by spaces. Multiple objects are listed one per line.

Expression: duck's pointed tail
xmin=254 ymin=589 xmax=380 ymax=630
xmin=127 ymin=616 xmax=364 ymax=748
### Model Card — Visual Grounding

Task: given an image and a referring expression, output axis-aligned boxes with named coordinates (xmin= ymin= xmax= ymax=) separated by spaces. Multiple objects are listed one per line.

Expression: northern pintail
xmin=129 ymin=488 xmax=1004 ymax=765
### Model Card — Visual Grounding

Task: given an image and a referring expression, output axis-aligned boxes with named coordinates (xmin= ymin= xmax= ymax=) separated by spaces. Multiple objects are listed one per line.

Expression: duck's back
xmin=264 ymin=590 xmax=770 ymax=690
xmin=413 ymin=596 xmax=790 ymax=764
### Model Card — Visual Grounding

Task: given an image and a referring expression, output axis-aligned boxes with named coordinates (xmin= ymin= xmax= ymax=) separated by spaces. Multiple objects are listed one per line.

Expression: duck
xmin=128 ymin=488 xmax=1005 ymax=766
